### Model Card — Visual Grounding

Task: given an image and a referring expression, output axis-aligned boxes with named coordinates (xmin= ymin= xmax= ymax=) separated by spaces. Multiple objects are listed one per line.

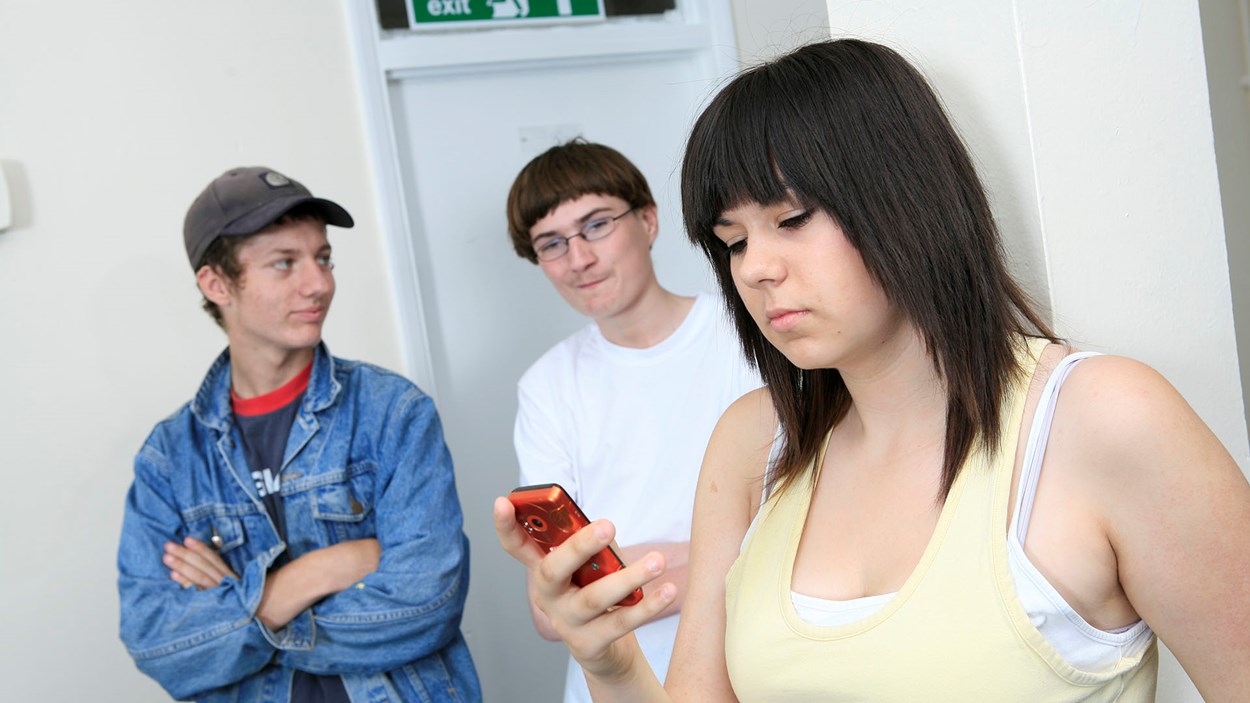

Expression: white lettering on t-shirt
xmin=252 ymin=468 xmax=280 ymax=498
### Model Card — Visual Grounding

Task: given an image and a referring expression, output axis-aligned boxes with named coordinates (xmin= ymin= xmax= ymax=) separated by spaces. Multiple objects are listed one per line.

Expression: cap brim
xmin=219 ymin=195 xmax=355 ymax=237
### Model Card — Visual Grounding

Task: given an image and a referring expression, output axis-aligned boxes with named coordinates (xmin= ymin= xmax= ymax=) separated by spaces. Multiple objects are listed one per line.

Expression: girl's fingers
xmin=561 ymin=580 xmax=677 ymax=663
xmin=493 ymin=496 xmax=548 ymax=568
xmin=573 ymin=550 xmax=669 ymax=618
xmin=494 ymin=497 xmax=670 ymax=667
xmin=535 ymin=518 xmax=617 ymax=591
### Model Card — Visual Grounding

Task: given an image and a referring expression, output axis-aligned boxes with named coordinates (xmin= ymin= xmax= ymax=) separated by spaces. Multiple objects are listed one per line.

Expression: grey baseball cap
xmin=183 ymin=166 xmax=354 ymax=269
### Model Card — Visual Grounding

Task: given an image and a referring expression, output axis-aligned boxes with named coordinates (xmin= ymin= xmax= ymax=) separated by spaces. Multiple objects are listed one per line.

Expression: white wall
xmin=819 ymin=1 xmax=1249 ymax=700
xmin=0 ymin=2 xmax=399 ymax=700
xmin=730 ymin=0 xmax=830 ymax=65
xmin=1201 ymin=0 xmax=1250 ymax=443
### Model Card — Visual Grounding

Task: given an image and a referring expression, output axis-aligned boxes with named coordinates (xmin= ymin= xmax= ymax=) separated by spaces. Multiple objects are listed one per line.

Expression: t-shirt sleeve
xmin=513 ymin=374 xmax=579 ymax=500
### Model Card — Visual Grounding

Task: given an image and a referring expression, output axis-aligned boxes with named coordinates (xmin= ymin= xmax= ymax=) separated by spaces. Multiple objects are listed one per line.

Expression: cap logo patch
xmin=262 ymin=171 xmax=291 ymax=188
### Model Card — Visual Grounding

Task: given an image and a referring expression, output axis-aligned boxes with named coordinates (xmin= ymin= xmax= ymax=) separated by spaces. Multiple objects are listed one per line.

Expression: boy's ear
xmin=640 ymin=203 xmax=659 ymax=246
xmin=196 ymin=265 xmax=233 ymax=308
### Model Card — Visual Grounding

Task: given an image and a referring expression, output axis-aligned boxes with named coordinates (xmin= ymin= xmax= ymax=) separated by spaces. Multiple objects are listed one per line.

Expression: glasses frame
xmin=532 ymin=206 xmax=637 ymax=262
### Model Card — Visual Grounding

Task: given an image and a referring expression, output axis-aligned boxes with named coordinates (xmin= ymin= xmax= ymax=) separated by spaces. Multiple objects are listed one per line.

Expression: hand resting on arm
xmin=164 ymin=536 xmax=382 ymax=631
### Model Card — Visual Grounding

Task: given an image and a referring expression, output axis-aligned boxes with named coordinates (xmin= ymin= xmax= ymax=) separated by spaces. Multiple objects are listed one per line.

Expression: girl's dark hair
xmin=681 ymin=39 xmax=1055 ymax=500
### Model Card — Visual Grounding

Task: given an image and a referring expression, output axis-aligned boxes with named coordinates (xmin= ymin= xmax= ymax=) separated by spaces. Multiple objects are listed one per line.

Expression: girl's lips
xmin=767 ymin=309 xmax=808 ymax=332
xmin=292 ymin=308 xmax=325 ymax=321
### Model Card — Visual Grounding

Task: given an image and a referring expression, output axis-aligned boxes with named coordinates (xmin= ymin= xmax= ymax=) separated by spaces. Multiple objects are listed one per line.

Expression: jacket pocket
xmin=180 ymin=503 xmax=265 ymax=574
xmin=310 ymin=463 xmax=377 ymax=543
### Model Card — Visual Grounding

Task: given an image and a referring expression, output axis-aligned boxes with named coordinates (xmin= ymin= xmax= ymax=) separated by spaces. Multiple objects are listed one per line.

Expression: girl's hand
xmin=493 ymin=496 xmax=676 ymax=680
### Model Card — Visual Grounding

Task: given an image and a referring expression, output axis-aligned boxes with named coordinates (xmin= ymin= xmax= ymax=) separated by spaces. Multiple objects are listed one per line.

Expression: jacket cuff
xmin=257 ymin=609 xmax=316 ymax=651
xmin=240 ymin=543 xmax=316 ymax=651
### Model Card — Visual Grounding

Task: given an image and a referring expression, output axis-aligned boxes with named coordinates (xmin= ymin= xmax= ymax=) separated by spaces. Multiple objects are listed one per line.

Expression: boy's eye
xmin=537 ymin=238 xmax=564 ymax=253
xmin=582 ymin=218 xmax=610 ymax=236
xmin=273 ymin=259 xmax=293 ymax=270
xmin=317 ymin=255 xmax=335 ymax=269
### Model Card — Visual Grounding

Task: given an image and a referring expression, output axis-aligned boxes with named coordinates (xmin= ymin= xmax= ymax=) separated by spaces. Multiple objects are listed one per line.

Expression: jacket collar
xmin=190 ymin=342 xmax=340 ymax=431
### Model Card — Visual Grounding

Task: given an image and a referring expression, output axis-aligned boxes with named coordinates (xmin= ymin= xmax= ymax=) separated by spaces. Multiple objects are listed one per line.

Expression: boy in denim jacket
xmin=117 ymin=167 xmax=481 ymax=703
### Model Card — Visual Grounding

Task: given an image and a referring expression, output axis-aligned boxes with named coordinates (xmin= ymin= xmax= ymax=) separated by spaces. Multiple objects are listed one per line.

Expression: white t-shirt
xmin=515 ymin=292 xmax=761 ymax=703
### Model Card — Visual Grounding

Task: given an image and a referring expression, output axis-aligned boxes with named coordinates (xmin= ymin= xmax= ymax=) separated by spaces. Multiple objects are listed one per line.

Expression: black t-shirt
xmin=235 ymin=402 xmax=297 ymax=551
xmin=233 ymin=369 xmax=350 ymax=703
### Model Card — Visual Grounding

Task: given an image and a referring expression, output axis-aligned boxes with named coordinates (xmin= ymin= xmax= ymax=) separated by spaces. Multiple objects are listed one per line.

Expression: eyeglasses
xmin=532 ymin=207 xmax=636 ymax=262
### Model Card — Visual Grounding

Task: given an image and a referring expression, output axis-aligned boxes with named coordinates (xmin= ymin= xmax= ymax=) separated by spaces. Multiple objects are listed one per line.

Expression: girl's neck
xmin=837 ymin=326 xmax=948 ymax=456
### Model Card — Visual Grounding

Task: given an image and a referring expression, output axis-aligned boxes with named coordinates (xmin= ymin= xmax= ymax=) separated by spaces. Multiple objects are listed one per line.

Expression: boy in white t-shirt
xmin=505 ymin=140 xmax=760 ymax=703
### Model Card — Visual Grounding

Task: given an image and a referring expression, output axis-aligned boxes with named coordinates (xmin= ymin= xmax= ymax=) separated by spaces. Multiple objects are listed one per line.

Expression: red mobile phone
xmin=508 ymin=483 xmax=643 ymax=607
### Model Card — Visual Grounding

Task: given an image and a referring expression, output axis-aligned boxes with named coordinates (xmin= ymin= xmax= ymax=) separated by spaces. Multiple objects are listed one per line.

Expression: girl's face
xmin=711 ymin=199 xmax=905 ymax=372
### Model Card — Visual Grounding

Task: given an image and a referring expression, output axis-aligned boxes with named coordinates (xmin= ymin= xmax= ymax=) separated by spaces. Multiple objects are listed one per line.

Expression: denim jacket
xmin=118 ymin=344 xmax=481 ymax=702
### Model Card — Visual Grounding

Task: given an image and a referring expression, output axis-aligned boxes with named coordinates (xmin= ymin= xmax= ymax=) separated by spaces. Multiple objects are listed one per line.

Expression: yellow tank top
xmin=723 ymin=339 xmax=1158 ymax=701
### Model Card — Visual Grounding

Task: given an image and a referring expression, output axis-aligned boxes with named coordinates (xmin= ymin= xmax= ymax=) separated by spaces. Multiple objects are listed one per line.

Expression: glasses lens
xmin=582 ymin=217 xmax=615 ymax=242
xmin=535 ymin=208 xmax=631 ymax=261
xmin=535 ymin=238 xmax=568 ymax=261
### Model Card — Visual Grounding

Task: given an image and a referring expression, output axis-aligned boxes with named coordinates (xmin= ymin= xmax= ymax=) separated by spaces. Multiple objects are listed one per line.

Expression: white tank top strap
xmin=1006 ymin=348 xmax=1154 ymax=671
xmin=741 ymin=426 xmax=786 ymax=551
xmin=1010 ymin=350 xmax=1103 ymax=543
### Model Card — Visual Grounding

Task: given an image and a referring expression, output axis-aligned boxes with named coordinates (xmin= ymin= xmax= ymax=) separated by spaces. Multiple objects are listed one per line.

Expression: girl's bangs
xmin=683 ymin=72 xmax=798 ymax=247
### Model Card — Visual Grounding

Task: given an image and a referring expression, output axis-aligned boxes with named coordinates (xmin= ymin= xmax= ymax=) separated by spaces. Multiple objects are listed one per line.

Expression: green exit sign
xmin=410 ymin=0 xmax=604 ymax=28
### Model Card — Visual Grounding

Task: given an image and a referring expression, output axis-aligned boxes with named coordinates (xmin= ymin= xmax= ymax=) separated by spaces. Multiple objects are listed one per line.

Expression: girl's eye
xmin=780 ymin=211 xmax=812 ymax=229
xmin=725 ymin=239 xmax=746 ymax=256
xmin=317 ymin=256 xmax=335 ymax=269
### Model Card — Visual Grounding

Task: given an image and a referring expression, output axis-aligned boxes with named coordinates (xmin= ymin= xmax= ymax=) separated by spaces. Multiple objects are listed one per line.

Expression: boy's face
xmin=197 ymin=219 xmax=335 ymax=359
xmin=530 ymin=193 xmax=658 ymax=321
